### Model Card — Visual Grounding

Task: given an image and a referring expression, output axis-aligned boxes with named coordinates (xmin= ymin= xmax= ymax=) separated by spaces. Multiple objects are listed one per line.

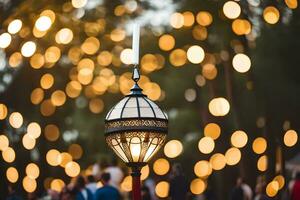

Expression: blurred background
xmin=0 ymin=0 xmax=300 ymax=199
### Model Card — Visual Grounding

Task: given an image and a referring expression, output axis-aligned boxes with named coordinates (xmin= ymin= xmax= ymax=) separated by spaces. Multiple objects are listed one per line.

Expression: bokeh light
xmin=35 ymin=16 xmax=52 ymax=31
xmin=194 ymin=160 xmax=212 ymax=178
xmin=9 ymin=112 xmax=23 ymax=128
xmin=208 ymin=97 xmax=230 ymax=117
xmin=170 ymin=12 xmax=184 ymax=29
xmin=198 ymin=137 xmax=215 ymax=154
xmin=51 ymin=179 xmax=65 ymax=192
xmin=204 ymin=123 xmax=221 ymax=140
xmin=26 ymin=163 xmax=40 ymax=179
xmin=231 ymin=130 xmax=248 ymax=148
xmin=155 ymin=181 xmax=169 ymax=198
xmin=190 ymin=178 xmax=206 ymax=194
xmin=6 ymin=167 xmax=18 ymax=183
xmin=8 ymin=19 xmax=22 ymax=34
xmin=252 ymin=137 xmax=267 ymax=154
xmin=263 ymin=6 xmax=280 ymax=24
xmin=22 ymin=134 xmax=36 ymax=150
xmin=158 ymin=34 xmax=175 ymax=51
xmin=210 ymin=153 xmax=226 ymax=170
xmin=0 ymin=33 xmax=12 ymax=48
xmin=187 ymin=45 xmax=205 ymax=64
xmin=0 ymin=135 xmax=9 ymax=151
xmin=2 ymin=147 xmax=15 ymax=163
xmin=164 ymin=140 xmax=183 ymax=158
xmin=223 ymin=1 xmax=241 ymax=19
xmin=257 ymin=155 xmax=268 ymax=172
xmin=65 ymin=161 xmax=80 ymax=177
xmin=0 ymin=104 xmax=8 ymax=120
xmin=46 ymin=149 xmax=61 ymax=166
xmin=225 ymin=147 xmax=241 ymax=166
xmin=23 ymin=176 xmax=37 ymax=193
xmin=283 ymin=129 xmax=298 ymax=147
xmin=153 ymin=158 xmax=170 ymax=175
xmin=232 ymin=53 xmax=251 ymax=73
xmin=21 ymin=41 xmax=36 ymax=57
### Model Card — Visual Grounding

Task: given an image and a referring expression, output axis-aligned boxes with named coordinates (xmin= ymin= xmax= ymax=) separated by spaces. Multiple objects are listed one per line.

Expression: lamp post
xmin=104 ymin=24 xmax=168 ymax=200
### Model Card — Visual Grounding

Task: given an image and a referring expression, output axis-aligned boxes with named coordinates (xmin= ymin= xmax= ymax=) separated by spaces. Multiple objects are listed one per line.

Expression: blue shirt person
xmin=94 ymin=172 xmax=121 ymax=200
xmin=74 ymin=176 xmax=94 ymax=200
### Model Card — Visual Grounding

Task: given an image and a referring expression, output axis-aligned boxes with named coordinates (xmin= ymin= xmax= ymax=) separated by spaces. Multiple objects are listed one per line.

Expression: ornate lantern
xmin=104 ymin=67 xmax=168 ymax=200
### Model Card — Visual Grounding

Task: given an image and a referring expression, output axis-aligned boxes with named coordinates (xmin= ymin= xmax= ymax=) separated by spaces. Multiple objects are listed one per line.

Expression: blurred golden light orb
xmin=6 ymin=167 xmax=18 ymax=183
xmin=66 ymin=81 xmax=82 ymax=98
xmin=164 ymin=140 xmax=183 ymax=158
xmin=81 ymin=37 xmax=100 ymax=55
xmin=30 ymin=53 xmax=45 ymax=69
xmin=169 ymin=49 xmax=187 ymax=67
xmin=59 ymin=152 xmax=73 ymax=168
xmin=266 ymin=181 xmax=279 ymax=197
xmin=65 ymin=161 xmax=80 ymax=177
xmin=120 ymin=48 xmax=133 ymax=65
xmin=143 ymin=82 xmax=161 ymax=101
xmin=257 ymin=155 xmax=268 ymax=171
xmin=45 ymin=46 xmax=61 ymax=63
xmin=0 ymin=33 xmax=12 ymax=48
xmin=51 ymin=179 xmax=65 ymax=192
xmin=155 ymin=181 xmax=169 ymax=198
xmin=22 ymin=134 xmax=36 ymax=150
xmin=274 ymin=175 xmax=285 ymax=189
xmin=35 ymin=16 xmax=52 ymax=31
xmin=232 ymin=53 xmax=251 ymax=73
xmin=202 ymin=63 xmax=217 ymax=80
xmin=190 ymin=178 xmax=206 ymax=194
xmin=196 ymin=11 xmax=213 ymax=26
xmin=153 ymin=158 xmax=170 ymax=175
xmin=194 ymin=160 xmax=212 ymax=177
xmin=46 ymin=149 xmax=61 ymax=166
xmin=263 ymin=6 xmax=280 ymax=24
xmin=9 ymin=112 xmax=23 ymax=128
xmin=285 ymin=0 xmax=298 ymax=9
xmin=209 ymin=153 xmax=226 ymax=170
xmin=192 ymin=25 xmax=208 ymax=41
xmin=0 ymin=135 xmax=9 ymax=151
xmin=252 ymin=137 xmax=267 ymax=154
xmin=40 ymin=73 xmax=54 ymax=89
xmin=2 ymin=147 xmax=15 ymax=163
xmin=68 ymin=143 xmax=83 ymax=159
xmin=31 ymin=88 xmax=44 ymax=105
xmin=187 ymin=45 xmax=205 ymax=64
xmin=97 ymin=51 xmax=112 ymax=66
xmin=231 ymin=130 xmax=248 ymax=148
xmin=204 ymin=123 xmax=221 ymax=140
xmin=223 ymin=1 xmax=241 ymax=19
xmin=141 ymin=165 xmax=150 ymax=181
xmin=72 ymin=0 xmax=87 ymax=8
xmin=23 ymin=176 xmax=37 ymax=193
xmin=170 ymin=12 xmax=184 ymax=29
xmin=21 ymin=41 xmax=36 ymax=57
xmin=89 ymin=98 xmax=104 ymax=114
xmin=110 ymin=29 xmax=126 ymax=42
xmin=40 ymin=9 xmax=56 ymax=22
xmin=51 ymin=90 xmax=67 ymax=106
xmin=27 ymin=122 xmax=41 ymax=139
xmin=9 ymin=52 xmax=23 ymax=68
xmin=0 ymin=104 xmax=8 ymax=120
xmin=8 ymin=19 xmax=22 ymax=34
xmin=225 ymin=147 xmax=241 ymax=166
xmin=283 ymin=130 xmax=298 ymax=147
xmin=121 ymin=176 xmax=132 ymax=192
xmin=44 ymin=124 xmax=60 ymax=142
xmin=198 ymin=137 xmax=215 ymax=154
xmin=56 ymin=28 xmax=73 ymax=44
xmin=26 ymin=163 xmax=40 ymax=179
xmin=232 ymin=19 xmax=251 ymax=35
xmin=183 ymin=11 xmax=195 ymax=27
xmin=208 ymin=97 xmax=230 ymax=117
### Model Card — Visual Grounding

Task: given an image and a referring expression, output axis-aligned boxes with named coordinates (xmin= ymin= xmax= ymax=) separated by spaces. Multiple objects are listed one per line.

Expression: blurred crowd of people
xmin=5 ymin=158 xmax=300 ymax=200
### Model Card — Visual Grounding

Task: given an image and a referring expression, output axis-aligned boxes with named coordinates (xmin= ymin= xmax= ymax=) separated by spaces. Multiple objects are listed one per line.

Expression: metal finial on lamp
xmin=104 ymin=24 xmax=168 ymax=200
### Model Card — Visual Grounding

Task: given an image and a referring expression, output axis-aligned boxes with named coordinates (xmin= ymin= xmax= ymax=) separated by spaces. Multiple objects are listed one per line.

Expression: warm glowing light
xmin=0 ymin=33 xmax=12 ymax=48
xmin=51 ymin=90 xmax=66 ymax=106
xmin=204 ymin=123 xmax=221 ymax=140
xmin=51 ymin=179 xmax=65 ymax=192
xmin=158 ymin=34 xmax=175 ymax=51
xmin=65 ymin=161 xmax=80 ymax=177
xmin=232 ymin=53 xmax=251 ymax=73
xmin=169 ymin=49 xmax=187 ymax=67
xmin=198 ymin=137 xmax=215 ymax=154
xmin=120 ymin=48 xmax=133 ymax=65
xmin=26 ymin=163 xmax=40 ymax=179
xmin=56 ymin=28 xmax=73 ymax=44
xmin=23 ymin=176 xmax=37 ymax=193
xmin=143 ymin=82 xmax=162 ymax=101
xmin=9 ymin=52 xmax=23 ymax=68
xmin=257 ymin=155 xmax=268 ymax=171
xmin=285 ymin=0 xmax=298 ymax=9
xmin=225 ymin=147 xmax=241 ymax=166
xmin=196 ymin=11 xmax=213 ymax=26
xmin=8 ymin=19 xmax=22 ymax=34
xmin=194 ymin=160 xmax=212 ymax=177
xmin=40 ymin=73 xmax=54 ymax=89
xmin=141 ymin=165 xmax=150 ymax=181
xmin=72 ymin=0 xmax=87 ymax=8
xmin=68 ymin=143 xmax=83 ymax=159
xmin=263 ymin=6 xmax=280 ymax=24
xmin=210 ymin=153 xmax=226 ymax=170
xmin=183 ymin=11 xmax=195 ymax=27
xmin=208 ymin=97 xmax=230 ymax=117
xmin=6 ymin=167 xmax=18 ymax=183
xmin=30 ymin=53 xmax=45 ymax=69
xmin=266 ymin=181 xmax=279 ymax=197
xmin=0 ymin=104 xmax=8 ymax=120
xmin=153 ymin=158 xmax=170 ymax=175
xmin=121 ymin=176 xmax=132 ymax=192
xmin=202 ymin=63 xmax=217 ymax=80
xmin=190 ymin=178 xmax=206 ymax=194
xmin=274 ymin=175 xmax=285 ymax=189
xmin=59 ymin=152 xmax=73 ymax=168
xmin=45 ymin=46 xmax=61 ymax=63
xmin=252 ymin=137 xmax=267 ymax=154
xmin=0 ymin=135 xmax=9 ymax=151
xmin=44 ymin=124 xmax=60 ymax=142
xmin=223 ymin=1 xmax=241 ymax=19
xmin=170 ymin=12 xmax=184 ymax=29
xmin=2 ymin=147 xmax=15 ymax=163
xmin=9 ymin=112 xmax=23 ymax=128
xmin=35 ymin=16 xmax=52 ymax=31
xmin=164 ymin=140 xmax=183 ymax=158
xmin=46 ymin=149 xmax=61 ymax=166
xmin=231 ymin=130 xmax=248 ymax=148
xmin=110 ymin=28 xmax=126 ymax=42
xmin=283 ymin=130 xmax=298 ymax=147
xmin=27 ymin=122 xmax=41 ymax=139
xmin=187 ymin=45 xmax=205 ymax=64
xmin=232 ymin=19 xmax=251 ymax=35
xmin=81 ymin=37 xmax=100 ymax=55
xmin=155 ymin=181 xmax=169 ymax=198
xmin=21 ymin=41 xmax=36 ymax=57
xmin=22 ymin=134 xmax=36 ymax=150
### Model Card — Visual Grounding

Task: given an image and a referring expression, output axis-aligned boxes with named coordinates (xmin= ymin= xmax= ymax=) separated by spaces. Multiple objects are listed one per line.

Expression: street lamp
xmin=104 ymin=24 xmax=168 ymax=200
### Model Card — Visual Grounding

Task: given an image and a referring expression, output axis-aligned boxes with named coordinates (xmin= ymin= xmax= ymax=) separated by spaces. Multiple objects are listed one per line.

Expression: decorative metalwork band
xmin=105 ymin=118 xmax=168 ymax=135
